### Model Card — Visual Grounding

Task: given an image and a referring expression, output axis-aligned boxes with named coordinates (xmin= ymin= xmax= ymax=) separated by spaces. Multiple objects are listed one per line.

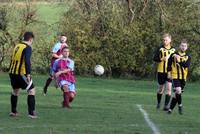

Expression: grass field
xmin=0 ymin=73 xmax=199 ymax=134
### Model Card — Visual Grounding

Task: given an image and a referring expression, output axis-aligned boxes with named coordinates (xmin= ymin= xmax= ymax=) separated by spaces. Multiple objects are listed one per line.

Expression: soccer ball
xmin=94 ymin=65 xmax=104 ymax=75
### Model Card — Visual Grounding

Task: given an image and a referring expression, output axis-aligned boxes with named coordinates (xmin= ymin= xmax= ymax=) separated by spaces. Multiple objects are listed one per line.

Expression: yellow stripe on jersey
xmin=9 ymin=43 xmax=27 ymax=75
xmin=157 ymin=47 xmax=175 ymax=73
xmin=171 ymin=52 xmax=189 ymax=80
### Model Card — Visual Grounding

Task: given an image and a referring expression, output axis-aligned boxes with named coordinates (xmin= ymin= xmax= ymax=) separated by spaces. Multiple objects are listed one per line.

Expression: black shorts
xmin=9 ymin=74 xmax=34 ymax=91
xmin=173 ymin=79 xmax=186 ymax=90
xmin=157 ymin=72 xmax=172 ymax=85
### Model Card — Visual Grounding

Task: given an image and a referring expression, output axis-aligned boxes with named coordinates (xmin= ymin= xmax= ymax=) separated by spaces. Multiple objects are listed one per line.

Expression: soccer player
xmin=43 ymin=34 xmax=68 ymax=95
xmin=9 ymin=32 xmax=37 ymax=118
xmin=167 ymin=39 xmax=191 ymax=115
xmin=53 ymin=46 xmax=76 ymax=108
xmin=153 ymin=33 xmax=176 ymax=110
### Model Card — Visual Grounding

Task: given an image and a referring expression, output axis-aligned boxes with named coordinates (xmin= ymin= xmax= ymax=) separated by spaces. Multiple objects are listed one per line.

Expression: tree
xmin=59 ymin=0 xmax=200 ymax=80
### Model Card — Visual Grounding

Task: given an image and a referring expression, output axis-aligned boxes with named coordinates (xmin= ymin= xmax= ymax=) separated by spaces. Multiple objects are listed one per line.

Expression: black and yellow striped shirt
xmin=167 ymin=51 xmax=191 ymax=80
xmin=9 ymin=43 xmax=32 ymax=75
xmin=153 ymin=45 xmax=176 ymax=73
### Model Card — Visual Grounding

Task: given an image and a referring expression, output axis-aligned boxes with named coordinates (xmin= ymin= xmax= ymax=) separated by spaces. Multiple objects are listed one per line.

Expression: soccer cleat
xmin=167 ymin=109 xmax=172 ymax=114
xmin=178 ymin=106 xmax=183 ymax=115
xmin=28 ymin=111 xmax=37 ymax=119
xmin=62 ymin=101 xmax=71 ymax=108
xmin=9 ymin=112 xmax=18 ymax=117
xmin=43 ymin=93 xmax=47 ymax=96
xmin=54 ymin=82 xmax=59 ymax=89
xmin=28 ymin=114 xmax=38 ymax=119
xmin=163 ymin=106 xmax=169 ymax=111
xmin=43 ymin=87 xmax=47 ymax=96
xmin=156 ymin=103 xmax=160 ymax=109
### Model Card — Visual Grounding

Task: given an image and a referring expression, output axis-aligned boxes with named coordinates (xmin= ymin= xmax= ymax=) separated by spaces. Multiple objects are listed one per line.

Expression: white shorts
xmin=59 ymin=80 xmax=76 ymax=93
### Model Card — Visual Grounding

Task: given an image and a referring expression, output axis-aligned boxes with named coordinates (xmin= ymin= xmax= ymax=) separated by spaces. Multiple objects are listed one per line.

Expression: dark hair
xmin=23 ymin=32 xmax=34 ymax=41
xmin=181 ymin=39 xmax=188 ymax=44
xmin=60 ymin=32 xmax=67 ymax=37
xmin=62 ymin=46 xmax=69 ymax=52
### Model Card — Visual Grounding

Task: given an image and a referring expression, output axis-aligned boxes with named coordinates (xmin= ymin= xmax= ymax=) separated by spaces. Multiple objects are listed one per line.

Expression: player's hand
xmin=58 ymin=55 xmax=63 ymax=59
xmin=167 ymin=72 xmax=172 ymax=80
xmin=26 ymin=74 xmax=31 ymax=83
xmin=55 ymin=72 xmax=61 ymax=77
xmin=161 ymin=55 xmax=170 ymax=61
xmin=174 ymin=54 xmax=181 ymax=62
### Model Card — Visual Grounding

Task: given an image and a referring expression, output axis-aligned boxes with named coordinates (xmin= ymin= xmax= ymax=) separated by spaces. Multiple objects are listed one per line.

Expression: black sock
xmin=164 ymin=94 xmax=171 ymax=106
xmin=176 ymin=93 xmax=182 ymax=106
xmin=43 ymin=78 xmax=52 ymax=93
xmin=170 ymin=97 xmax=177 ymax=110
xmin=27 ymin=95 xmax=35 ymax=115
xmin=11 ymin=94 xmax=18 ymax=113
xmin=157 ymin=93 xmax=162 ymax=104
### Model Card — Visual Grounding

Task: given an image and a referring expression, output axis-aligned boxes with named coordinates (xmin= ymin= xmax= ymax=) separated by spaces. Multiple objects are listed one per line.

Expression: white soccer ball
xmin=94 ymin=65 xmax=104 ymax=75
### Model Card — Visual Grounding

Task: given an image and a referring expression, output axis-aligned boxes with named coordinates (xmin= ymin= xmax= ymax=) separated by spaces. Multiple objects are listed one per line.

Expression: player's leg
xmin=167 ymin=93 xmax=177 ymax=114
xmin=20 ymin=75 xmax=37 ymax=118
xmin=156 ymin=73 xmax=165 ymax=109
xmin=168 ymin=79 xmax=180 ymax=114
xmin=176 ymin=80 xmax=186 ymax=114
xmin=68 ymin=83 xmax=76 ymax=103
xmin=9 ymin=74 xmax=20 ymax=117
xmin=157 ymin=84 xmax=164 ymax=109
xmin=27 ymin=88 xmax=37 ymax=118
xmin=10 ymin=88 xmax=20 ymax=116
xmin=174 ymin=86 xmax=182 ymax=114
xmin=62 ymin=84 xmax=70 ymax=108
xmin=69 ymin=91 xmax=76 ymax=103
xmin=163 ymin=80 xmax=172 ymax=111
xmin=43 ymin=67 xmax=54 ymax=95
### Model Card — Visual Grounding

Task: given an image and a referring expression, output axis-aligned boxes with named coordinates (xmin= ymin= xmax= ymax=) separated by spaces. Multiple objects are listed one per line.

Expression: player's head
xmin=179 ymin=39 xmax=188 ymax=52
xmin=60 ymin=33 xmax=67 ymax=43
xmin=62 ymin=46 xmax=69 ymax=58
xmin=162 ymin=33 xmax=171 ymax=46
xmin=23 ymin=32 xmax=34 ymax=45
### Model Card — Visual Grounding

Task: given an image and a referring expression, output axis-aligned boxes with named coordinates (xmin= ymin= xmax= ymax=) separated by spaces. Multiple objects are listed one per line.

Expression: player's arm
xmin=52 ymin=53 xmax=62 ymax=59
xmin=24 ymin=46 xmax=32 ymax=82
xmin=59 ymin=60 xmax=74 ymax=74
xmin=53 ymin=60 xmax=62 ymax=77
xmin=153 ymin=47 xmax=162 ymax=62
xmin=52 ymin=43 xmax=62 ymax=58
xmin=167 ymin=54 xmax=173 ymax=79
xmin=52 ymin=60 xmax=58 ymax=73
xmin=59 ymin=68 xmax=71 ymax=74
xmin=179 ymin=55 xmax=191 ymax=68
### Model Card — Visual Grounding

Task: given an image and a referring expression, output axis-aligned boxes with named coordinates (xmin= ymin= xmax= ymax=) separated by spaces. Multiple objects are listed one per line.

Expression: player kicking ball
xmin=167 ymin=39 xmax=191 ymax=115
xmin=53 ymin=46 xmax=76 ymax=108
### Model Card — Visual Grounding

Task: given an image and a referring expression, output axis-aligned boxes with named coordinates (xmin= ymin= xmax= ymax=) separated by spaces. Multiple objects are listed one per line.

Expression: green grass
xmin=36 ymin=3 xmax=67 ymax=25
xmin=0 ymin=73 xmax=200 ymax=134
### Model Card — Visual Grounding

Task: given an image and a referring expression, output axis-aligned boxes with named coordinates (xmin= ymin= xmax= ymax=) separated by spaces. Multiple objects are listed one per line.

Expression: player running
xmin=53 ymin=46 xmax=76 ymax=108
xmin=153 ymin=33 xmax=176 ymax=111
xmin=43 ymin=34 xmax=68 ymax=95
xmin=167 ymin=39 xmax=191 ymax=115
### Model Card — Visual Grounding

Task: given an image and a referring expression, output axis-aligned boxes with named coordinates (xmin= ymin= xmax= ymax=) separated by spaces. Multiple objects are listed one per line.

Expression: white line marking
xmin=137 ymin=104 xmax=161 ymax=134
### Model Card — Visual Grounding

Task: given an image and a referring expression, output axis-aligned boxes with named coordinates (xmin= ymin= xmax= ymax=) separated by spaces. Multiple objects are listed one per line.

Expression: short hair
xmin=62 ymin=46 xmax=69 ymax=52
xmin=23 ymin=32 xmax=34 ymax=41
xmin=60 ymin=32 xmax=67 ymax=37
xmin=181 ymin=39 xmax=188 ymax=44
xmin=162 ymin=33 xmax=171 ymax=39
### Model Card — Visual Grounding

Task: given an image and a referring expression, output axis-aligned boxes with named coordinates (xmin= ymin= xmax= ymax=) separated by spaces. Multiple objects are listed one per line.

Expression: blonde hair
xmin=162 ymin=33 xmax=171 ymax=39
